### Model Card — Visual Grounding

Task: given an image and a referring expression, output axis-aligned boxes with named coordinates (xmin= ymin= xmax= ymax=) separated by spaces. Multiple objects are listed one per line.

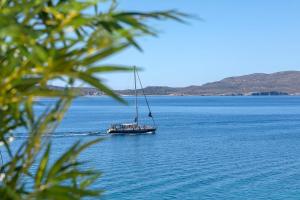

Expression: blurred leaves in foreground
xmin=0 ymin=0 xmax=185 ymax=199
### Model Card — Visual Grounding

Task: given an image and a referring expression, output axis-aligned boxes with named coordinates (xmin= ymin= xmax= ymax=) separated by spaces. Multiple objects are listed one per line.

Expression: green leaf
xmin=81 ymin=43 xmax=129 ymax=66
xmin=0 ymin=186 xmax=21 ymax=200
xmin=25 ymin=97 xmax=35 ymax=126
xmin=35 ymin=143 xmax=51 ymax=188
xmin=86 ymin=65 xmax=133 ymax=74
xmin=77 ymin=72 xmax=125 ymax=103
xmin=24 ymin=87 xmax=78 ymax=97
xmin=46 ymin=139 xmax=102 ymax=181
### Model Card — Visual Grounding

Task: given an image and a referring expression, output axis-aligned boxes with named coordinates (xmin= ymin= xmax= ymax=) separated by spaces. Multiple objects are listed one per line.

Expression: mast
xmin=134 ymin=66 xmax=139 ymax=125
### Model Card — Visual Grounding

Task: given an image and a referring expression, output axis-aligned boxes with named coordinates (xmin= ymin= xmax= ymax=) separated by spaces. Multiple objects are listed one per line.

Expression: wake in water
xmin=14 ymin=130 xmax=108 ymax=138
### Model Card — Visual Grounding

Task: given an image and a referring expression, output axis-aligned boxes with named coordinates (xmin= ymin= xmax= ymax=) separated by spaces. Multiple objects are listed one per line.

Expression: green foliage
xmin=0 ymin=0 xmax=185 ymax=199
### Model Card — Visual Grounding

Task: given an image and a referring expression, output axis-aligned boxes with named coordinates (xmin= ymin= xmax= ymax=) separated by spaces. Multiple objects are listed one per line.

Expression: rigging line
xmin=136 ymin=69 xmax=156 ymax=127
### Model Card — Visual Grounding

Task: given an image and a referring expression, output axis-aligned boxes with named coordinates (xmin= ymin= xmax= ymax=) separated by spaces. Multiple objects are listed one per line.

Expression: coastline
xmin=81 ymin=93 xmax=297 ymax=97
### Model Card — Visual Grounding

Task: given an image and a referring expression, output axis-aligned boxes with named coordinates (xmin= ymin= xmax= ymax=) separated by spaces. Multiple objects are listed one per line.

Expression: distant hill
xmin=50 ymin=71 xmax=300 ymax=96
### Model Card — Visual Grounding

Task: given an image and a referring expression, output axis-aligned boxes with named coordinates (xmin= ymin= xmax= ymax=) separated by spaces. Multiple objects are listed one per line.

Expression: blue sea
xmin=14 ymin=96 xmax=300 ymax=199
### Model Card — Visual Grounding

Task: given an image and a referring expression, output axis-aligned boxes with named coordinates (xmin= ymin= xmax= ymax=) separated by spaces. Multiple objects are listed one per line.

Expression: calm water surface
xmin=15 ymin=96 xmax=300 ymax=199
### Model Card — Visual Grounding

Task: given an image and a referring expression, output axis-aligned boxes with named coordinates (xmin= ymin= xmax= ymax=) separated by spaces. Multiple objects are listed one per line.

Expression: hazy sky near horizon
xmin=99 ymin=0 xmax=300 ymax=89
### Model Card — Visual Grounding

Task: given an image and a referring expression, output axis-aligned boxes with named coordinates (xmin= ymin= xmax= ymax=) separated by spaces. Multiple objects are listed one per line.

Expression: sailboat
xmin=107 ymin=66 xmax=157 ymax=135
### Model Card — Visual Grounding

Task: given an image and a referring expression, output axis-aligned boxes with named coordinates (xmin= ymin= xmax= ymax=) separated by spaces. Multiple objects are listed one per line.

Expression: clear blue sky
xmin=101 ymin=0 xmax=300 ymax=89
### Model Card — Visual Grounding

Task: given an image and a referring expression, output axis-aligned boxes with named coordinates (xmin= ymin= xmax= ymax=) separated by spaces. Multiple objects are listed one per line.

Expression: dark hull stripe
xmin=108 ymin=128 xmax=156 ymax=134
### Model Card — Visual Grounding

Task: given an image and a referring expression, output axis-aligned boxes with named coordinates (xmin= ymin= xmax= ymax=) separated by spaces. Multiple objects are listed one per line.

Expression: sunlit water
xmin=12 ymin=96 xmax=300 ymax=199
